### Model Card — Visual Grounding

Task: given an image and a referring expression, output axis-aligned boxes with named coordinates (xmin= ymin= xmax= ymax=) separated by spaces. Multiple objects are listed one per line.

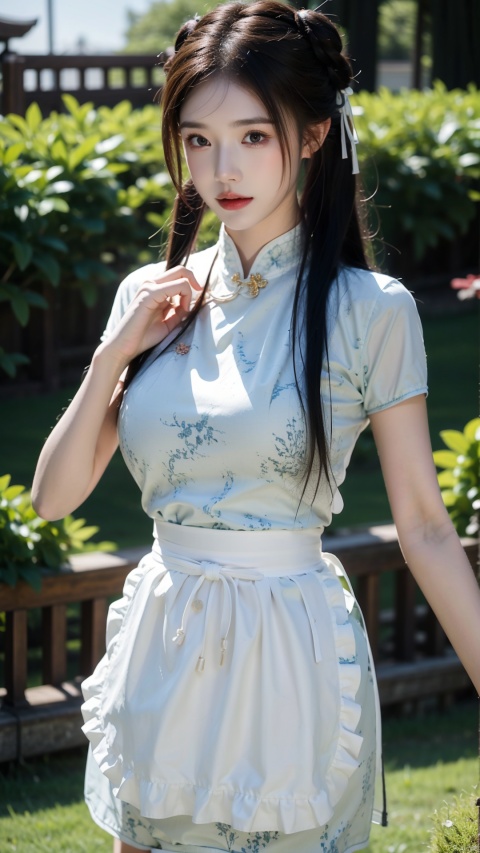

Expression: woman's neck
xmin=225 ymin=203 xmax=302 ymax=277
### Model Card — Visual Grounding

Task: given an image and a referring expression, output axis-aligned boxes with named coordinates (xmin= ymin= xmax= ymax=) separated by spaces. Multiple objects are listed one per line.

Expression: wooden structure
xmin=1 ymin=52 xmax=167 ymax=116
xmin=320 ymin=0 xmax=479 ymax=90
xmin=0 ymin=525 xmax=477 ymax=763
xmin=0 ymin=12 xmax=166 ymax=116
xmin=0 ymin=16 xmax=38 ymax=53
xmin=325 ymin=0 xmax=380 ymax=92
xmin=430 ymin=0 xmax=480 ymax=89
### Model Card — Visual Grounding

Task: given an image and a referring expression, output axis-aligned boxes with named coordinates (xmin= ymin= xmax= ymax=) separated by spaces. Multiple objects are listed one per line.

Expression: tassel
xmin=172 ymin=628 xmax=185 ymax=646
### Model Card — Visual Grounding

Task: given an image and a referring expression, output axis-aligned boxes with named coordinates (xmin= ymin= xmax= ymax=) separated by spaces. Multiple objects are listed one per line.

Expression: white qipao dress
xmin=81 ymin=224 xmax=428 ymax=853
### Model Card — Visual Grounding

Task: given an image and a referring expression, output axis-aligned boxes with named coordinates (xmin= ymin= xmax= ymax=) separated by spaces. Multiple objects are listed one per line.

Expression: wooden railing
xmin=1 ymin=51 xmax=167 ymax=116
xmin=0 ymin=525 xmax=477 ymax=762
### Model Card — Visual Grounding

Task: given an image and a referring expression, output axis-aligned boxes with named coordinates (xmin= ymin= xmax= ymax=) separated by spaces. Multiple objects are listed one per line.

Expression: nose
xmin=214 ymin=144 xmax=241 ymax=183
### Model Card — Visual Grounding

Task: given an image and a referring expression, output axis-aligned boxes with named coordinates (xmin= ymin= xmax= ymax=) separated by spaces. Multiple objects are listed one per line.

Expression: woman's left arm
xmin=370 ymin=394 xmax=480 ymax=695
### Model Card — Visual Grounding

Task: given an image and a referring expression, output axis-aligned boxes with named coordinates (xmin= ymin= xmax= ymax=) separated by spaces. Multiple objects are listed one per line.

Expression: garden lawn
xmin=0 ymin=306 xmax=477 ymax=547
xmin=0 ymin=701 xmax=477 ymax=852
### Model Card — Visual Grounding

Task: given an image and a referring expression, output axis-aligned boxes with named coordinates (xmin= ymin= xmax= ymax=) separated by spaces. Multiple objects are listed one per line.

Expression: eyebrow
xmin=179 ymin=117 xmax=274 ymax=129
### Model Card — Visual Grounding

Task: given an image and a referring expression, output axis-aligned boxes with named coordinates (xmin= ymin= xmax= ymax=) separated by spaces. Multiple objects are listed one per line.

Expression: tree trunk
xmin=431 ymin=0 xmax=480 ymax=87
xmin=324 ymin=0 xmax=379 ymax=91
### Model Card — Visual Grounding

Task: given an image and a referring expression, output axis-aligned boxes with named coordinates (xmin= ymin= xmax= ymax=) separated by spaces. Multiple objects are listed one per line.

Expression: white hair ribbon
xmin=336 ymin=86 xmax=359 ymax=175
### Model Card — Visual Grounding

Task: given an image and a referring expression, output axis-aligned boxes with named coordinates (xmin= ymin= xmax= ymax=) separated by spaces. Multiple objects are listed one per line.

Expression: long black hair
xmin=125 ymin=0 xmax=370 ymax=498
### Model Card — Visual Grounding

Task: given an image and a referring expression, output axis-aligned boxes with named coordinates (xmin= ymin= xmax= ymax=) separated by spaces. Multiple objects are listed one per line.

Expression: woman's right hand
xmin=98 ymin=266 xmax=203 ymax=370
xmin=32 ymin=266 xmax=203 ymax=520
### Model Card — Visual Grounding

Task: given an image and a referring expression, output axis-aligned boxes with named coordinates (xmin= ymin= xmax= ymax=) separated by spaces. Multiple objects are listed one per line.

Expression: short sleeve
xmin=361 ymin=279 xmax=428 ymax=415
xmin=100 ymin=261 xmax=167 ymax=341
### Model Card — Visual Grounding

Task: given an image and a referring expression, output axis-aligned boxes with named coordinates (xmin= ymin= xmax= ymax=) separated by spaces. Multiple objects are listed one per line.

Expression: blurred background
xmin=0 ymin=4 xmax=479 ymax=851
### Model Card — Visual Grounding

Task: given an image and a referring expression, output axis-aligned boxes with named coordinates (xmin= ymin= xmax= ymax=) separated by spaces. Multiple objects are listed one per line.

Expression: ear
xmin=301 ymin=118 xmax=331 ymax=158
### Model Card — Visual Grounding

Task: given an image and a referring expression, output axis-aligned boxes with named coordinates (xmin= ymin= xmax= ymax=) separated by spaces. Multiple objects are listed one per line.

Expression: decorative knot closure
xmin=201 ymin=560 xmax=222 ymax=581
xmin=207 ymin=271 xmax=268 ymax=303
xmin=231 ymin=272 xmax=268 ymax=298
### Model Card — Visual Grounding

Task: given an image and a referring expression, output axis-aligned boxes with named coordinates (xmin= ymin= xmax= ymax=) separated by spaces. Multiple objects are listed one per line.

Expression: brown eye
xmin=188 ymin=134 xmax=210 ymax=147
xmin=244 ymin=131 xmax=267 ymax=145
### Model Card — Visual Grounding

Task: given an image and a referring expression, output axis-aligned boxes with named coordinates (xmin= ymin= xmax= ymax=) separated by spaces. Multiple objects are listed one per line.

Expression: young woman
xmin=32 ymin=3 xmax=480 ymax=852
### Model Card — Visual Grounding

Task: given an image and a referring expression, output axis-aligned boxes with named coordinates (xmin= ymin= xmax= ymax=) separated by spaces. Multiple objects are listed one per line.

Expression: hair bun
xmin=174 ymin=15 xmax=201 ymax=52
xmin=294 ymin=8 xmax=352 ymax=93
xmin=163 ymin=16 xmax=200 ymax=73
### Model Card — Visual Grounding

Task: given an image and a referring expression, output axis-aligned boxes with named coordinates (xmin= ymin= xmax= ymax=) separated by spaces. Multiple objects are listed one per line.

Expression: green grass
xmin=365 ymin=702 xmax=479 ymax=852
xmin=430 ymin=788 xmax=479 ymax=852
xmin=0 ymin=307 xmax=477 ymax=547
xmin=0 ymin=701 xmax=477 ymax=852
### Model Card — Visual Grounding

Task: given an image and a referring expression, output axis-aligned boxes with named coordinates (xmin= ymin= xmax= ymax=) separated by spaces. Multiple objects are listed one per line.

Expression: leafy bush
xmin=0 ymin=474 xmax=115 ymax=591
xmin=0 ymin=97 xmax=169 ymax=319
xmin=433 ymin=418 xmax=480 ymax=537
xmin=0 ymin=95 xmax=217 ymax=377
xmin=353 ymin=82 xmax=480 ymax=266
xmin=430 ymin=788 xmax=479 ymax=852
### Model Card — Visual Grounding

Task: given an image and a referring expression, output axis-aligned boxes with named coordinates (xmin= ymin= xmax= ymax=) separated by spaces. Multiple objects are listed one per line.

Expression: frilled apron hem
xmin=81 ymin=524 xmax=383 ymax=835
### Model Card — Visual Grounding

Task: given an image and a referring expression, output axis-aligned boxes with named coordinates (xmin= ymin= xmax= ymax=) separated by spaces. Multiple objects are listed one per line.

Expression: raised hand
xmin=100 ymin=267 xmax=203 ymax=370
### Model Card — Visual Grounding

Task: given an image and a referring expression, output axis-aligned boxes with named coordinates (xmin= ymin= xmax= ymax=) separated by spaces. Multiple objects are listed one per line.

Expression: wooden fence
xmin=1 ymin=51 xmax=166 ymax=116
xmin=0 ymin=524 xmax=477 ymax=763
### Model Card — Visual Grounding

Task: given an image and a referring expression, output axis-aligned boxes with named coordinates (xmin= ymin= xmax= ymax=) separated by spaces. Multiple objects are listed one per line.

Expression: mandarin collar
xmin=218 ymin=222 xmax=304 ymax=284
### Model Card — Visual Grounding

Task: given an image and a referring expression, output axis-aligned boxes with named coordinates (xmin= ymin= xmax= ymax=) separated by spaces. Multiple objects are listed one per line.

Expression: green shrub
xmin=0 ymin=96 xmax=218 ymax=376
xmin=354 ymin=82 xmax=480 ymax=265
xmin=433 ymin=418 xmax=480 ymax=537
xmin=0 ymin=97 xmax=169 ymax=316
xmin=0 ymin=474 xmax=115 ymax=591
xmin=430 ymin=789 xmax=479 ymax=852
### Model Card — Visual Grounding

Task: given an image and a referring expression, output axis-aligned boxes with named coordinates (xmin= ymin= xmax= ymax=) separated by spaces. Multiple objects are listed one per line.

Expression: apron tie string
xmin=155 ymin=556 xmax=323 ymax=671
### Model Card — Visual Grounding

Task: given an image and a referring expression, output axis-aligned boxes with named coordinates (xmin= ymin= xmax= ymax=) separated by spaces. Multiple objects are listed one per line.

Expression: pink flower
xmin=450 ymin=274 xmax=480 ymax=300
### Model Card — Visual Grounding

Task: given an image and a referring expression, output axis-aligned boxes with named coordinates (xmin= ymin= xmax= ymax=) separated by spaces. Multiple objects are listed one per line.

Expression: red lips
xmin=216 ymin=193 xmax=253 ymax=210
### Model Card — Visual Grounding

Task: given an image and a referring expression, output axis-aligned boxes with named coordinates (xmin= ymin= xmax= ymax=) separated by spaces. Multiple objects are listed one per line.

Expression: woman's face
xmin=179 ymin=77 xmax=307 ymax=248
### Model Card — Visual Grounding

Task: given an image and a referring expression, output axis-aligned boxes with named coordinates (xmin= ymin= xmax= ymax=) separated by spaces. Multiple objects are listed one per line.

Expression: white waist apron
xmin=81 ymin=524 xmax=386 ymax=836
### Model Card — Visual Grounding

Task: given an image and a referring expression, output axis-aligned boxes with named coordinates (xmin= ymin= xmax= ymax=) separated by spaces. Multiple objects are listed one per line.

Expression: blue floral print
xmin=361 ymin=752 xmax=375 ymax=801
xmin=236 ymin=331 xmax=257 ymax=374
xmin=271 ymin=379 xmax=296 ymax=401
xmin=319 ymin=824 xmax=342 ymax=852
xmin=243 ymin=512 xmax=272 ymax=529
xmin=160 ymin=413 xmax=224 ymax=487
xmin=203 ymin=471 xmax=234 ymax=519
xmin=122 ymin=801 xmax=162 ymax=848
xmin=268 ymin=417 xmax=306 ymax=478
xmin=216 ymin=823 xmax=280 ymax=852
xmin=216 ymin=823 xmax=238 ymax=851
xmin=222 ymin=225 xmax=300 ymax=279
xmin=121 ymin=438 xmax=143 ymax=476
